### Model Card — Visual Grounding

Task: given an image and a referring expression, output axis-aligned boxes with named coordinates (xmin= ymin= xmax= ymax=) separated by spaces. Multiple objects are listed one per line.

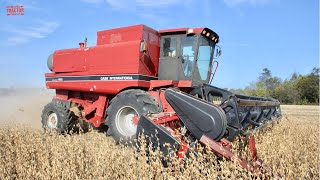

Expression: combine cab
xmin=43 ymin=24 xmax=282 ymax=173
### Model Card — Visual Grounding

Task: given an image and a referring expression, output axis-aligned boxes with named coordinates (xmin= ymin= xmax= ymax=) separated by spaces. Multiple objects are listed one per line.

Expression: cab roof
xmin=159 ymin=28 xmax=204 ymax=35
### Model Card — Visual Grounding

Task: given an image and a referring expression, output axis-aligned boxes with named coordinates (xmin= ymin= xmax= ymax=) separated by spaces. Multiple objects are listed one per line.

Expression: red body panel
xmin=51 ymin=24 xmax=160 ymax=77
xmin=46 ymin=79 xmax=192 ymax=94
xmin=47 ymin=80 xmax=151 ymax=94
xmin=46 ymin=24 xmax=205 ymax=94
xmin=45 ymin=24 xmax=203 ymax=127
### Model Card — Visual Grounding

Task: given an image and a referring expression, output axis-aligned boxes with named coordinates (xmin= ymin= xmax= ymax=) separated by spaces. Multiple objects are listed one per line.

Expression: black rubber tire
xmin=41 ymin=100 xmax=73 ymax=134
xmin=106 ymin=89 xmax=159 ymax=144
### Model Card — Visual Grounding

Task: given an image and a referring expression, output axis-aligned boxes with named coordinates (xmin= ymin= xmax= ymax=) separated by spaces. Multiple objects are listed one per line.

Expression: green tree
xmin=291 ymin=72 xmax=298 ymax=80
xmin=256 ymin=68 xmax=281 ymax=97
xmin=255 ymin=81 xmax=267 ymax=96
xmin=258 ymin=68 xmax=272 ymax=83
xmin=266 ymin=76 xmax=282 ymax=97
xmin=273 ymin=76 xmax=299 ymax=104
xmin=228 ymin=67 xmax=319 ymax=105
xmin=296 ymin=68 xmax=319 ymax=104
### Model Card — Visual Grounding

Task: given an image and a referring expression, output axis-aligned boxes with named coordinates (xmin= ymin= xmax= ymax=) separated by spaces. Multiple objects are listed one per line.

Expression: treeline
xmin=227 ymin=67 xmax=320 ymax=105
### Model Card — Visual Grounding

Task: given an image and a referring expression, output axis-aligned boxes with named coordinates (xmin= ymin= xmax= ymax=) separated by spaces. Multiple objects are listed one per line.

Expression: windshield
xmin=194 ymin=36 xmax=215 ymax=83
xmin=180 ymin=35 xmax=214 ymax=83
xmin=181 ymin=36 xmax=197 ymax=77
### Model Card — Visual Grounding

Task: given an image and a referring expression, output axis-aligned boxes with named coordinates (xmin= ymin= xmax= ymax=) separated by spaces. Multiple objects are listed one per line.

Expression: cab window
xmin=161 ymin=37 xmax=177 ymax=57
xmin=181 ymin=36 xmax=197 ymax=77
xmin=197 ymin=37 xmax=214 ymax=80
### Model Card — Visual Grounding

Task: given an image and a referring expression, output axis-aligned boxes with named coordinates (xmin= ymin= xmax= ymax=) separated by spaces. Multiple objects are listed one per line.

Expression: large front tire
xmin=106 ymin=89 xmax=159 ymax=144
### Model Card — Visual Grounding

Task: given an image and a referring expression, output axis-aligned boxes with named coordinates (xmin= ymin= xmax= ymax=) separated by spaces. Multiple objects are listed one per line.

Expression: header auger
xmin=43 ymin=24 xmax=282 ymax=174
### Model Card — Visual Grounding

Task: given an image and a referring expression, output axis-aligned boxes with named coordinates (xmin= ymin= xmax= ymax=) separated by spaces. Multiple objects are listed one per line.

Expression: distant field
xmin=0 ymin=90 xmax=319 ymax=179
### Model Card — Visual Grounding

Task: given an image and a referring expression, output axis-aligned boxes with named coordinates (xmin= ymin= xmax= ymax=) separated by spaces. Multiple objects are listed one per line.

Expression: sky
xmin=0 ymin=0 xmax=318 ymax=89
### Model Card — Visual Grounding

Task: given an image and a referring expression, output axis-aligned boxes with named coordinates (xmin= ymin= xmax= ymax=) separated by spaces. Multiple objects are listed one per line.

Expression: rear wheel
xmin=106 ymin=89 xmax=159 ymax=144
xmin=41 ymin=100 xmax=73 ymax=133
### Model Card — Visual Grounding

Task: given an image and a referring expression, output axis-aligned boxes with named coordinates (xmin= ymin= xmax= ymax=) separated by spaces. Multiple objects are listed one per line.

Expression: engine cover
xmin=165 ymin=88 xmax=227 ymax=141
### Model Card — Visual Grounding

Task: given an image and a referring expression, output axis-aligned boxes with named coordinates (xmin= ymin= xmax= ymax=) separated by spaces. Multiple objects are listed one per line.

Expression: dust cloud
xmin=0 ymin=88 xmax=54 ymax=129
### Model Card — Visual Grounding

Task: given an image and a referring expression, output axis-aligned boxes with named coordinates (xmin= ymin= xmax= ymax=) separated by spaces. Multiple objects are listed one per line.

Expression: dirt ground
xmin=0 ymin=89 xmax=319 ymax=179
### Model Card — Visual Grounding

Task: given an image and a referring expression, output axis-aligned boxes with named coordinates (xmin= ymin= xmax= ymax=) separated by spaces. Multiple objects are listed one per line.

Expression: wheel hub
xmin=47 ymin=112 xmax=58 ymax=128
xmin=115 ymin=106 xmax=138 ymax=137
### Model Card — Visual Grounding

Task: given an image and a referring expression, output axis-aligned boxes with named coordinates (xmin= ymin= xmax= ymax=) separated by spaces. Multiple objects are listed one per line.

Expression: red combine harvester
xmin=43 ymin=24 xmax=282 ymax=172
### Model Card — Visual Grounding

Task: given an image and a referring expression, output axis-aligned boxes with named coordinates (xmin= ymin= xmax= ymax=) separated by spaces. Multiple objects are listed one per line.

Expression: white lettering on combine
xmin=52 ymin=78 xmax=63 ymax=81
xmin=100 ymin=77 xmax=109 ymax=80
xmin=109 ymin=76 xmax=133 ymax=80
xmin=100 ymin=76 xmax=133 ymax=80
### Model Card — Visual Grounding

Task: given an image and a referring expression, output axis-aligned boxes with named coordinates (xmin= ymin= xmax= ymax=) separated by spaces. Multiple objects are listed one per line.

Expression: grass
xmin=0 ymin=105 xmax=319 ymax=179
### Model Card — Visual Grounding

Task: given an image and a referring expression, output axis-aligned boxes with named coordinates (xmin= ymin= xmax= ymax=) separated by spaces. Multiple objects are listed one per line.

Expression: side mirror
xmin=217 ymin=49 xmax=222 ymax=56
xmin=214 ymin=45 xmax=221 ymax=59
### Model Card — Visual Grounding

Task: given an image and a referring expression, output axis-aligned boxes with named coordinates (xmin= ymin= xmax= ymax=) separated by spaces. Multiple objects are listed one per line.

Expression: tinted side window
xmin=161 ymin=37 xmax=177 ymax=57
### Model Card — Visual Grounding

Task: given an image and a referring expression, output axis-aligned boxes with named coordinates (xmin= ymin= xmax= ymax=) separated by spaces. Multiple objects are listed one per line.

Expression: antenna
xmin=84 ymin=37 xmax=87 ymax=47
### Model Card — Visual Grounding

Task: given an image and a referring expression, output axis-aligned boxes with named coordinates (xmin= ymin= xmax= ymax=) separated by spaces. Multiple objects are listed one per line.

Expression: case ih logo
xmin=6 ymin=6 xmax=24 ymax=16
